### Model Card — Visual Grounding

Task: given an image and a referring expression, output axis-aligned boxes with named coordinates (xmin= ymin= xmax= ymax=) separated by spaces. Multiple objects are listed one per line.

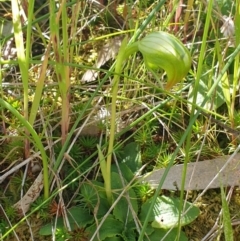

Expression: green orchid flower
xmin=124 ymin=31 xmax=191 ymax=89
xmin=137 ymin=31 xmax=191 ymax=89
xmin=101 ymin=31 xmax=191 ymax=203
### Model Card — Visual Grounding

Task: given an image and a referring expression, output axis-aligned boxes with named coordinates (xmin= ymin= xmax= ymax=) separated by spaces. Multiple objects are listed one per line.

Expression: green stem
xmin=105 ymin=39 xmax=138 ymax=202
xmin=11 ymin=0 xmax=30 ymax=157
xmin=105 ymin=40 xmax=126 ymax=202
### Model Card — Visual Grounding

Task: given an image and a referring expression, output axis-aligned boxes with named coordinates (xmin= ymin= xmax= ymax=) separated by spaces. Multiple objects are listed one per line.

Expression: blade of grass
xmin=0 ymin=98 xmax=49 ymax=199
xmin=28 ymin=0 xmax=50 ymax=127
xmin=50 ymin=0 xmax=70 ymax=144
xmin=11 ymin=0 xmax=30 ymax=157
xmin=220 ymin=186 xmax=233 ymax=241
xmin=176 ymin=0 xmax=213 ymax=240
xmin=28 ymin=44 xmax=51 ymax=125
xmin=61 ymin=0 xmax=70 ymax=144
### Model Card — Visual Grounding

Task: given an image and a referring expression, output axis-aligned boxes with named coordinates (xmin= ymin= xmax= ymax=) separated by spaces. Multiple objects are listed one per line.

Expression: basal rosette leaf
xmin=139 ymin=196 xmax=200 ymax=229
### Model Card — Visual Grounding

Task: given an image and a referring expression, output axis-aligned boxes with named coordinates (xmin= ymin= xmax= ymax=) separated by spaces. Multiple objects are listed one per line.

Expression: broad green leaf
xmin=145 ymin=224 xmax=155 ymax=235
xmin=139 ymin=196 xmax=200 ymax=229
xmin=39 ymin=206 xmax=93 ymax=236
xmin=96 ymin=196 xmax=110 ymax=218
xmin=121 ymin=221 xmax=136 ymax=241
xmin=148 ymin=228 xmax=188 ymax=241
xmin=86 ymin=215 xmax=124 ymax=241
xmin=103 ymin=220 xmax=136 ymax=241
xmin=111 ymin=172 xmax=138 ymax=222
xmin=111 ymin=172 xmax=124 ymax=190
xmin=120 ymin=142 xmax=141 ymax=174
xmin=104 ymin=237 xmax=123 ymax=241
xmin=111 ymin=162 xmax=134 ymax=183
xmin=113 ymin=189 xmax=138 ymax=223
xmin=84 ymin=181 xmax=110 ymax=218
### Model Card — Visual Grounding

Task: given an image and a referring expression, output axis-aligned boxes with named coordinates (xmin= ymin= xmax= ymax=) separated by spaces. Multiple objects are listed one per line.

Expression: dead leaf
xmin=14 ymin=171 xmax=43 ymax=215
xmin=81 ymin=36 xmax=123 ymax=83
xmin=142 ymin=154 xmax=240 ymax=190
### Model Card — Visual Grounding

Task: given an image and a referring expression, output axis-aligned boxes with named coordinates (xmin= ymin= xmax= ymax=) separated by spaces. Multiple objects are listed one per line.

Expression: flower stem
xmin=105 ymin=43 xmax=124 ymax=202
xmin=104 ymin=39 xmax=138 ymax=202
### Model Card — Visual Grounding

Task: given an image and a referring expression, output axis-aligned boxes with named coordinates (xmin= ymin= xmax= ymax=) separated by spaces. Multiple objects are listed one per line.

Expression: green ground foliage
xmin=0 ymin=0 xmax=240 ymax=240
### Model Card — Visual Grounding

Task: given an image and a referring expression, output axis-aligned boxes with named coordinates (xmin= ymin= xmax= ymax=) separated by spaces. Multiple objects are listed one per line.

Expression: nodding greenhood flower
xmin=137 ymin=31 xmax=191 ymax=90
xmin=104 ymin=32 xmax=191 ymax=204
